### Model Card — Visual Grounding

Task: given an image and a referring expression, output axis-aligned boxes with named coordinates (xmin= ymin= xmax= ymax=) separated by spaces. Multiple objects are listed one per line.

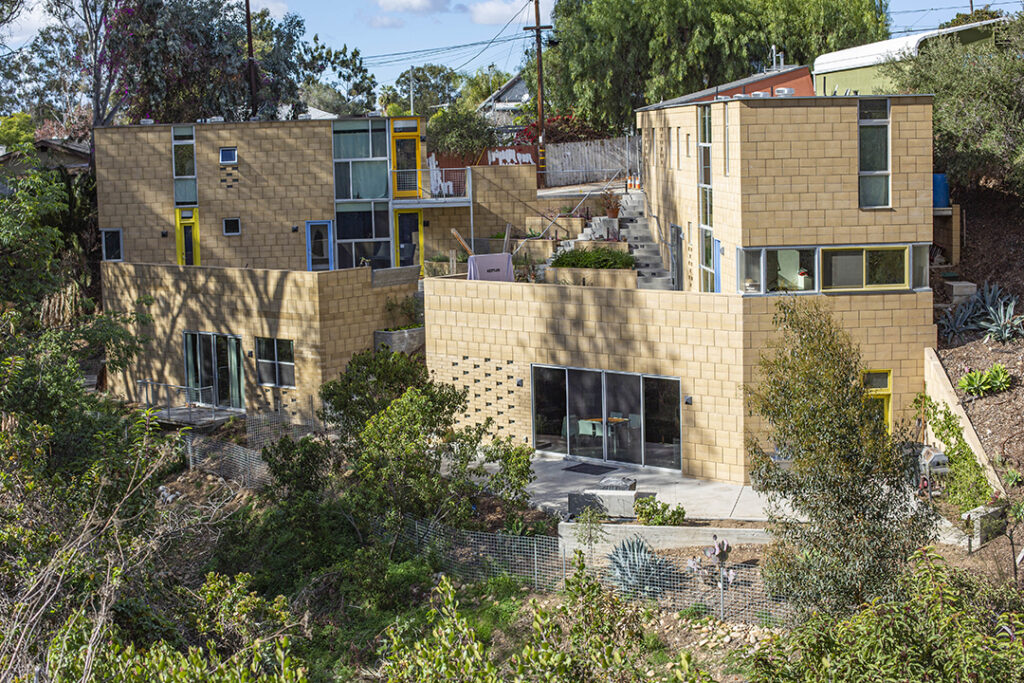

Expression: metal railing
xmin=392 ymin=167 xmax=470 ymax=199
xmin=136 ymin=380 xmax=230 ymax=424
xmin=512 ymin=169 xmax=624 ymax=257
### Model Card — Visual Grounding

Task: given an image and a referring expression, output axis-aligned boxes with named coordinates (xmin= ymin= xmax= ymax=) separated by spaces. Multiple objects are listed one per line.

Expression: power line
xmin=888 ymin=1 xmax=1021 ymax=15
xmin=452 ymin=0 xmax=533 ymax=72
xmin=362 ymin=35 xmax=527 ymax=66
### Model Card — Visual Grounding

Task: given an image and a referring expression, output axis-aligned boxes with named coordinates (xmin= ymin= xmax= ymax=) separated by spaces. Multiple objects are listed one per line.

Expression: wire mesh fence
xmin=185 ymin=410 xmax=319 ymax=488
xmin=397 ymin=517 xmax=793 ymax=625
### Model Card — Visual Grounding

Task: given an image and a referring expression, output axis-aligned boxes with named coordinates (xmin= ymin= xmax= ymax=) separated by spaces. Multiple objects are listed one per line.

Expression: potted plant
xmin=600 ymin=189 xmax=621 ymax=219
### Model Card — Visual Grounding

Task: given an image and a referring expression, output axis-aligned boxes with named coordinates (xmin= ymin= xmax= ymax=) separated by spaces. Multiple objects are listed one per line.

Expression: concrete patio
xmin=525 ymin=454 xmax=772 ymax=521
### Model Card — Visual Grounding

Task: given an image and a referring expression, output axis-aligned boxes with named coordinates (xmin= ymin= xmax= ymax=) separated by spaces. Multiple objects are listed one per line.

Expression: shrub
xmin=915 ymin=394 xmax=993 ymax=512
xmin=550 ymin=247 xmax=635 ymax=270
xmin=606 ymin=536 xmax=672 ymax=599
xmin=958 ymin=369 xmax=993 ymax=396
xmin=987 ymin=363 xmax=1012 ymax=392
xmin=678 ymin=603 xmax=711 ymax=620
xmin=633 ymin=496 xmax=686 ymax=525
xmin=980 ymin=299 xmax=1024 ymax=343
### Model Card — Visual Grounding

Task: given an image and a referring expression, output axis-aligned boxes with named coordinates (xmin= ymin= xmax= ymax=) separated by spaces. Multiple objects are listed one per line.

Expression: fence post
xmin=533 ymin=537 xmax=539 ymax=589
xmin=719 ymin=565 xmax=725 ymax=621
xmin=186 ymin=434 xmax=193 ymax=469
xmin=562 ymin=547 xmax=566 ymax=583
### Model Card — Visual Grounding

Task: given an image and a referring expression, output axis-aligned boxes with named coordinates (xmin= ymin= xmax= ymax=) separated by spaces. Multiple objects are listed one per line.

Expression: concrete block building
xmin=96 ymin=115 xmax=595 ymax=420
xmin=424 ymin=94 xmax=937 ymax=483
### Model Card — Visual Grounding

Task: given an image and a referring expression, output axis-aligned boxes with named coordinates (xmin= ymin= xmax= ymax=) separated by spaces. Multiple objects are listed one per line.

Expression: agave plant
xmin=938 ymin=301 xmax=980 ymax=343
xmin=976 ymin=281 xmax=1010 ymax=312
xmin=980 ymin=299 xmax=1024 ymax=343
xmin=606 ymin=536 xmax=672 ymax=599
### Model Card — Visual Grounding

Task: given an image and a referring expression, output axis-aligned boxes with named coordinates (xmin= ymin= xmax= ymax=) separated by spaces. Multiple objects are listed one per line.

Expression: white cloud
xmin=252 ymin=0 xmax=289 ymax=19
xmin=4 ymin=1 xmax=51 ymax=48
xmin=369 ymin=14 xmax=405 ymax=28
xmin=376 ymin=0 xmax=450 ymax=12
xmin=467 ymin=0 xmax=550 ymax=26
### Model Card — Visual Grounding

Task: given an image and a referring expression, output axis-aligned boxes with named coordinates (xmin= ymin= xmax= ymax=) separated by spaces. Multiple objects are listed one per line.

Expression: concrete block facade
xmin=102 ymin=262 xmax=417 ymax=415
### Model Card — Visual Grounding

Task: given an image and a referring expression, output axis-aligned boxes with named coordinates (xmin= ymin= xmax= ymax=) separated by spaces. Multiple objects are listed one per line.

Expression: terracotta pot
xmin=606 ymin=207 xmax=620 ymax=219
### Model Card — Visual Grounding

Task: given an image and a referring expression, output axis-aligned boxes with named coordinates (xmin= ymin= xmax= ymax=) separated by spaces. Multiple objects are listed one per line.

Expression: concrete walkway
xmin=526 ymin=455 xmax=772 ymax=521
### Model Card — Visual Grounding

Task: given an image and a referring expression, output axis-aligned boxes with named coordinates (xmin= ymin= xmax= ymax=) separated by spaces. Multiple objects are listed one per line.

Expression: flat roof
xmin=636 ymin=93 xmax=932 ymax=112
xmin=636 ymin=66 xmax=809 ymax=112
xmin=95 ymin=113 xmax=420 ymax=130
xmin=812 ymin=18 xmax=1006 ymax=75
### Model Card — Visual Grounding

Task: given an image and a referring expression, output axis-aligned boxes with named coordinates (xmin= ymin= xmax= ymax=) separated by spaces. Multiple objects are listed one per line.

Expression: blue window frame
xmin=712 ymin=238 xmax=721 ymax=293
xmin=305 ymin=220 xmax=334 ymax=271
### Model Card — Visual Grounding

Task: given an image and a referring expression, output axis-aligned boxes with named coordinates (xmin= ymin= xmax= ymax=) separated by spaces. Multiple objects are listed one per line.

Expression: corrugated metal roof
xmin=635 ymin=66 xmax=807 ymax=112
xmin=812 ymin=18 xmax=1006 ymax=75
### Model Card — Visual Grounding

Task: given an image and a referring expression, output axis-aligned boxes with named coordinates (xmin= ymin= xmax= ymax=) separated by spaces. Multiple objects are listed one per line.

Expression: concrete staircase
xmin=535 ymin=191 xmax=672 ymax=290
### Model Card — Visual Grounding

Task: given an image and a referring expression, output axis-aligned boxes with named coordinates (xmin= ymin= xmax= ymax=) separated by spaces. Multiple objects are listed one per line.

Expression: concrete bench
xmin=568 ymin=489 xmax=653 ymax=519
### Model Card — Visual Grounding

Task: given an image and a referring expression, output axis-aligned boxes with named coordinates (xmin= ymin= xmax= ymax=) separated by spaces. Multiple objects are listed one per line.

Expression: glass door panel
xmin=307 ymin=221 xmax=333 ymax=271
xmin=227 ymin=337 xmax=243 ymax=409
xmin=532 ymin=366 xmax=567 ymax=455
xmin=395 ymin=211 xmax=421 ymax=268
xmin=568 ymin=369 xmax=604 ymax=459
xmin=643 ymin=377 xmax=681 ymax=469
xmin=185 ymin=332 xmax=214 ymax=404
xmin=605 ymin=372 xmax=642 ymax=465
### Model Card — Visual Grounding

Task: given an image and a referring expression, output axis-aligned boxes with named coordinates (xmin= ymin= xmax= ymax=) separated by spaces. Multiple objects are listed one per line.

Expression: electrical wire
xmin=888 ymin=1 xmax=1021 ymax=14
xmin=451 ymin=0 xmax=534 ymax=72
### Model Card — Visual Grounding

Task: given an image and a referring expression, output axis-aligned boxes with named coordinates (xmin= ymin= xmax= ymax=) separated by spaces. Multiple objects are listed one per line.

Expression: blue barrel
xmin=933 ymin=173 xmax=950 ymax=208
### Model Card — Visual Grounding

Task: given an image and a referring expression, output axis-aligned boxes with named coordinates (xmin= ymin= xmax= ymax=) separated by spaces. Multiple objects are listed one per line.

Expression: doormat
xmin=564 ymin=463 xmax=617 ymax=476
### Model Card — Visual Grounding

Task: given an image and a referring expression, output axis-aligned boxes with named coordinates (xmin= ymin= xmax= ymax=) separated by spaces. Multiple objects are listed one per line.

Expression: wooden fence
xmin=543 ymin=136 xmax=640 ymax=187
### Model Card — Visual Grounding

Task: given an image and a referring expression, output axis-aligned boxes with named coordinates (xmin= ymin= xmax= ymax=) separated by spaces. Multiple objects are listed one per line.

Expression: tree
xmin=743 ymin=548 xmax=1024 ymax=681
xmin=748 ymin=299 xmax=934 ymax=614
xmin=392 ymin=63 xmax=460 ymax=117
xmin=941 ymin=5 xmax=1006 ymax=29
xmin=426 ymin=104 xmax=496 ymax=158
xmin=881 ymin=17 xmax=1024 ymax=196
xmin=456 ymin=64 xmax=511 ymax=109
xmin=0 ymin=112 xmax=33 ymax=147
xmin=760 ymin=0 xmax=889 ymax=69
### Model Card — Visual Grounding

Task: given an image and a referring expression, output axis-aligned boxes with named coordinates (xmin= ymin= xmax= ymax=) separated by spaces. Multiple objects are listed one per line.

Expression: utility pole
xmin=409 ymin=73 xmax=415 ymax=115
xmin=524 ymin=0 xmax=551 ymax=188
xmin=245 ymin=0 xmax=258 ymax=118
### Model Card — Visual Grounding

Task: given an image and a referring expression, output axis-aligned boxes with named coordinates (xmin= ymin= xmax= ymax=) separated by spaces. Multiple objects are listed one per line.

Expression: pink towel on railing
xmin=467 ymin=253 xmax=513 ymax=282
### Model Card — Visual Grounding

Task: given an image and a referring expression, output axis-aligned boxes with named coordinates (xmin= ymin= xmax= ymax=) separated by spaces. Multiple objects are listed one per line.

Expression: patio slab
xmin=525 ymin=455 xmax=772 ymax=521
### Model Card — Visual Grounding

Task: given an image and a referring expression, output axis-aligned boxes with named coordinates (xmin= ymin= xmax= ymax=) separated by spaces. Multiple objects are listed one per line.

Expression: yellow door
xmin=391 ymin=117 xmax=421 ymax=198
xmin=175 ymin=208 xmax=200 ymax=266
xmin=394 ymin=210 xmax=424 ymax=273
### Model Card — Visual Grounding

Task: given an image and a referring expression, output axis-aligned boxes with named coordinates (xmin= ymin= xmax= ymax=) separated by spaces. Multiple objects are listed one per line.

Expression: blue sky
xmin=7 ymin=0 xmax=1023 ymax=89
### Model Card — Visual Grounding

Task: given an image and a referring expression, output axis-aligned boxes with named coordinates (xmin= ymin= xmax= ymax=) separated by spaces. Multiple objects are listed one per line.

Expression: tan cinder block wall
xmin=96 ymin=120 xmax=335 ymax=270
xmin=637 ymin=96 xmax=934 ymax=291
xmin=742 ymin=293 xmax=936 ymax=430
xmin=102 ymin=262 xmax=417 ymax=415
xmin=933 ymin=204 xmax=961 ymax=265
xmin=425 ymin=277 xmax=749 ymax=483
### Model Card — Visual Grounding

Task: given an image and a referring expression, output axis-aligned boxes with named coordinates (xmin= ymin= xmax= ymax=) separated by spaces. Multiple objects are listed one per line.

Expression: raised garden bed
xmin=374 ymin=326 xmax=425 ymax=355
xmin=544 ymin=267 xmax=637 ymax=289
xmin=423 ymin=261 xmax=468 ymax=277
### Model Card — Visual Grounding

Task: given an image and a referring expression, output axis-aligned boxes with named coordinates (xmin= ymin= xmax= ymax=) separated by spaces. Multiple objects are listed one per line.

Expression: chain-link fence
xmin=397 ymin=517 xmax=793 ymax=625
xmin=185 ymin=410 xmax=319 ymax=488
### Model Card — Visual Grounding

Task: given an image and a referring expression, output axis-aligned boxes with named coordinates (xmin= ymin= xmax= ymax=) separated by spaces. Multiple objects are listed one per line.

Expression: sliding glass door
xmin=531 ymin=365 xmax=681 ymax=469
xmin=184 ymin=332 xmax=244 ymax=410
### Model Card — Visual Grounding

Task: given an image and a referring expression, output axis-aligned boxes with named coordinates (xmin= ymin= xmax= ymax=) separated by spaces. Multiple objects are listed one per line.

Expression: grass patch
xmin=550 ymin=247 xmax=635 ymax=270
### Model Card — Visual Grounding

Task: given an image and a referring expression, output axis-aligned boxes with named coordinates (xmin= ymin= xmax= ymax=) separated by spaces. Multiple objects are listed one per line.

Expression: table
xmin=580 ymin=417 xmax=629 ymax=455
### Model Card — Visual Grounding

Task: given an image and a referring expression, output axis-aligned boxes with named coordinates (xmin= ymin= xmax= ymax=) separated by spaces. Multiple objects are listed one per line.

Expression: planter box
xmin=374 ymin=326 xmax=425 ymax=356
xmin=544 ymin=267 xmax=637 ymax=289
xmin=423 ymin=261 xmax=468 ymax=278
xmin=525 ymin=215 xmax=586 ymax=240
xmin=574 ymin=240 xmax=629 ymax=253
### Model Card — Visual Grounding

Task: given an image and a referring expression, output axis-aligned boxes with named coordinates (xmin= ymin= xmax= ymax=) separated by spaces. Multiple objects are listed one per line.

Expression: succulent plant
xmin=938 ymin=301 xmax=980 ymax=343
xmin=980 ymin=299 xmax=1024 ymax=344
xmin=958 ymin=369 xmax=992 ymax=397
xmin=606 ymin=536 xmax=672 ymax=599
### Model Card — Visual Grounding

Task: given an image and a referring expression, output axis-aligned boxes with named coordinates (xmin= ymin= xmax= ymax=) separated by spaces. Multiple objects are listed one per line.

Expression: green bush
xmin=959 ymin=363 xmax=1012 ymax=397
xmin=987 ymin=363 xmax=1012 ymax=392
xmin=633 ymin=496 xmax=686 ymax=525
xmin=915 ymin=394 xmax=993 ymax=512
xmin=550 ymin=247 xmax=635 ymax=270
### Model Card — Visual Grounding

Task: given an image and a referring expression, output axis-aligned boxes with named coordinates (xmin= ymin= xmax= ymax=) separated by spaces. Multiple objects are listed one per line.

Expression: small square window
xmin=220 ymin=147 xmax=237 ymax=164
xmin=101 ymin=229 xmax=122 ymax=261
xmin=223 ymin=218 xmax=241 ymax=235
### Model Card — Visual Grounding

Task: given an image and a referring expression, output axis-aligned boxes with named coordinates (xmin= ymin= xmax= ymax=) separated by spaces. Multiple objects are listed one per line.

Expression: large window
xmin=336 ymin=201 xmax=391 ymax=269
xmin=256 ymin=337 xmax=295 ymax=388
xmin=738 ymin=244 xmax=922 ymax=295
xmin=858 ymin=99 xmax=889 ymax=208
xmin=697 ymin=105 xmax=717 ymax=292
xmin=334 ymin=120 xmax=389 ymax=200
xmin=172 ymin=126 xmax=197 ymax=206
xmin=863 ymin=369 xmax=892 ymax=431
xmin=531 ymin=365 xmax=682 ymax=469
xmin=101 ymin=228 xmax=122 ymax=261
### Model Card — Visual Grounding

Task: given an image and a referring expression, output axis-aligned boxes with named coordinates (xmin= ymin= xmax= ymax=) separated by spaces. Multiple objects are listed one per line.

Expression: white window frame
xmin=697 ymin=105 xmax=714 ymax=292
xmin=858 ymin=98 xmax=890 ymax=209
xmin=100 ymin=228 xmax=123 ymax=262
xmin=219 ymin=147 xmax=237 ymax=164
xmin=172 ymin=126 xmax=197 ymax=208
xmin=332 ymin=119 xmax=390 ymax=202
xmin=255 ymin=336 xmax=296 ymax=388
xmin=222 ymin=217 xmax=241 ymax=236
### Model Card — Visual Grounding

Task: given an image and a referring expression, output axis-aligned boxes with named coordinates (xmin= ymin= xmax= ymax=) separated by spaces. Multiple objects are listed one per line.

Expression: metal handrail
xmin=391 ymin=167 xmax=470 ymax=199
xmin=136 ymin=379 xmax=219 ymax=424
xmin=512 ymin=168 xmax=625 ymax=257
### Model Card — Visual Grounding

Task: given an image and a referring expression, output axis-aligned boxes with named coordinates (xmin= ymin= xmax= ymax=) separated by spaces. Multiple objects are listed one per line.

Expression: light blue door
xmin=712 ymin=238 xmax=721 ymax=293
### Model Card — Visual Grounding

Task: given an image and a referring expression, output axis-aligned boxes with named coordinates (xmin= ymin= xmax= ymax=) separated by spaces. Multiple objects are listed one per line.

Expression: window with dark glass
xmin=256 ymin=337 xmax=295 ymax=387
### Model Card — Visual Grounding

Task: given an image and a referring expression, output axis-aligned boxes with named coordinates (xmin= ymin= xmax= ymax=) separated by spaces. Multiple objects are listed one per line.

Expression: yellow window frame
xmin=862 ymin=369 xmax=892 ymax=431
xmin=821 ymin=245 xmax=908 ymax=292
xmin=391 ymin=117 xmax=422 ymax=199
xmin=175 ymin=208 xmax=200 ymax=266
